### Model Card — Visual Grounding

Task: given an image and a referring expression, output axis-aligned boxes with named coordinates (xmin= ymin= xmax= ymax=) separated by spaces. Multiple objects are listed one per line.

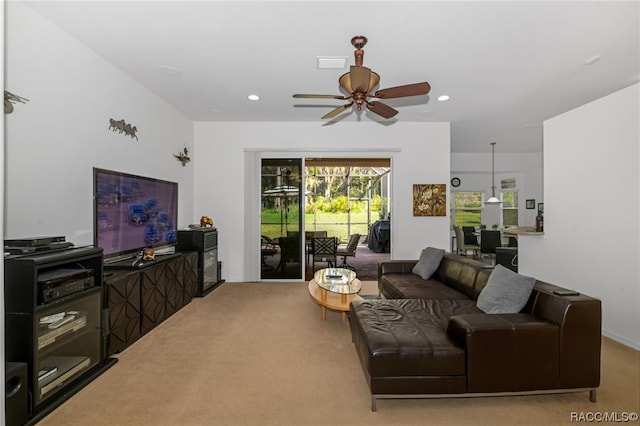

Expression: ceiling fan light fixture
xmin=368 ymin=71 xmax=381 ymax=92
xmin=247 ymin=94 xmax=260 ymax=101
xmin=339 ymin=72 xmax=353 ymax=93
xmin=339 ymin=68 xmax=380 ymax=94
xmin=437 ymin=95 xmax=450 ymax=101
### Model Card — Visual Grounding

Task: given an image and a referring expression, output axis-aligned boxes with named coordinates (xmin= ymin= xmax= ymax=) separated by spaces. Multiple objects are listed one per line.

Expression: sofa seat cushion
xmin=380 ymin=274 xmax=470 ymax=300
xmin=350 ymin=299 xmax=481 ymax=377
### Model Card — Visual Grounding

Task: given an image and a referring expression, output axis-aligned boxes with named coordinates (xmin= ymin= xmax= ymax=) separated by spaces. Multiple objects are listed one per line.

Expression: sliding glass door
xmin=260 ymin=159 xmax=303 ymax=279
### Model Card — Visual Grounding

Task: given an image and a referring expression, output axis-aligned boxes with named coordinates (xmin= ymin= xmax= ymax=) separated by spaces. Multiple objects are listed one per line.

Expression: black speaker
xmin=5 ymin=362 xmax=29 ymax=426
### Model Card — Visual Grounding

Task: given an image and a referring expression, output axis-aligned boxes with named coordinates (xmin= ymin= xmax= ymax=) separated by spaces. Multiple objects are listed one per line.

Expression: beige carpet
xmin=40 ymin=281 xmax=639 ymax=426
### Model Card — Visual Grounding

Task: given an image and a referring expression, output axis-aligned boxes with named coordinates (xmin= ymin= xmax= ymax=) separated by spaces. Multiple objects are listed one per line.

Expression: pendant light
xmin=485 ymin=142 xmax=501 ymax=204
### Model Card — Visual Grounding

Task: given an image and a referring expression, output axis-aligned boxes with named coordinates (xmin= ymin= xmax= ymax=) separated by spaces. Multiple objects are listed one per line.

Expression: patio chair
xmin=337 ymin=234 xmax=361 ymax=270
xmin=311 ymin=237 xmax=337 ymax=272
xmin=275 ymin=237 xmax=301 ymax=275
xmin=305 ymin=230 xmax=327 ymax=264
xmin=261 ymin=235 xmax=278 ymax=271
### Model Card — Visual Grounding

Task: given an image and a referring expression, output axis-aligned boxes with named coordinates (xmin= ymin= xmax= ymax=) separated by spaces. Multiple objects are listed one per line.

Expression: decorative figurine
xmin=200 ymin=216 xmax=214 ymax=228
xmin=142 ymin=248 xmax=155 ymax=261
xmin=174 ymin=147 xmax=191 ymax=166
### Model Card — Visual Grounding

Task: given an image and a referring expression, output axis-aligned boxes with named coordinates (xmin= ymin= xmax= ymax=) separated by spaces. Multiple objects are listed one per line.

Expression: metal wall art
xmin=4 ymin=91 xmax=29 ymax=114
xmin=173 ymin=147 xmax=191 ymax=166
xmin=109 ymin=118 xmax=139 ymax=140
xmin=413 ymin=184 xmax=446 ymax=216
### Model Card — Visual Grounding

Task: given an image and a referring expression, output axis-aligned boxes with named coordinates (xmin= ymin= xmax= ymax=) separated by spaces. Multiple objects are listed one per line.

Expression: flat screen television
xmin=93 ymin=168 xmax=178 ymax=263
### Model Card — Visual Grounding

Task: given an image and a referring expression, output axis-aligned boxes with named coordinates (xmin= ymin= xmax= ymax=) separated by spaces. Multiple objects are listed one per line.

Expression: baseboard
xmin=602 ymin=330 xmax=640 ymax=351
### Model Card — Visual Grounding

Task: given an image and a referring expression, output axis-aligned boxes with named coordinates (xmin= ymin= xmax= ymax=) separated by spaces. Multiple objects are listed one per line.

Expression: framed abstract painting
xmin=413 ymin=184 xmax=446 ymax=216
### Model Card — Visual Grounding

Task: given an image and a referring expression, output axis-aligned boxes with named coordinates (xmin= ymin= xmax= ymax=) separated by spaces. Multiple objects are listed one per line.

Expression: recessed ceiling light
xmin=437 ymin=95 xmax=450 ymax=102
xmin=248 ymin=94 xmax=260 ymax=101
xmin=158 ymin=65 xmax=182 ymax=77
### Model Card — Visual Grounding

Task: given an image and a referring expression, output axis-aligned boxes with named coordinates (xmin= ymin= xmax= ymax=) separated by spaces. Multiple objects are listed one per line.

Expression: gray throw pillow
xmin=412 ymin=247 xmax=445 ymax=279
xmin=476 ymin=264 xmax=536 ymax=313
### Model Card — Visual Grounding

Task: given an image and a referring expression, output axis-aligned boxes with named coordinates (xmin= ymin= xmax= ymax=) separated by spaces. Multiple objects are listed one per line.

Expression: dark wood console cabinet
xmin=104 ymin=270 xmax=141 ymax=355
xmin=104 ymin=252 xmax=198 ymax=355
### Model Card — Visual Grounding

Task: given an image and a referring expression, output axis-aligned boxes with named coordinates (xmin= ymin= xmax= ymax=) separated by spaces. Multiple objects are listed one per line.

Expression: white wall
xmin=519 ymin=83 xmax=640 ymax=350
xmin=1 ymin=2 xmax=6 ymax=417
xmin=2 ymin=2 xmax=196 ymax=407
xmin=193 ymin=122 xmax=451 ymax=282
xmin=4 ymin=2 xmax=195 ymax=243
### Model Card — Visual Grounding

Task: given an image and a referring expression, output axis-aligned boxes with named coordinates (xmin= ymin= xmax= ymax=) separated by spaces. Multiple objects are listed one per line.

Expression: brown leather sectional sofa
xmin=349 ymin=253 xmax=602 ymax=411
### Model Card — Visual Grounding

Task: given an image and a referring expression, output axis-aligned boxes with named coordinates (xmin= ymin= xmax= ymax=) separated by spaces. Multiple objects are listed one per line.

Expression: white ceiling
xmin=22 ymin=1 xmax=640 ymax=153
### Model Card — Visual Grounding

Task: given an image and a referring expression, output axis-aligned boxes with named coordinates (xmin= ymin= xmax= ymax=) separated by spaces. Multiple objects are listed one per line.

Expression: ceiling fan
xmin=293 ymin=36 xmax=430 ymax=120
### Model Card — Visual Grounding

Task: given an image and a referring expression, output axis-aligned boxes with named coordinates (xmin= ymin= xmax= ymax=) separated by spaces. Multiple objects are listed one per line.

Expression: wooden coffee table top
xmin=308 ymin=276 xmax=362 ymax=322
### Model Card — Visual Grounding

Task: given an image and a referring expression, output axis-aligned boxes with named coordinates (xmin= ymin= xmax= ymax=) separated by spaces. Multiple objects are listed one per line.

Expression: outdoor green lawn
xmin=261 ymin=208 xmax=378 ymax=242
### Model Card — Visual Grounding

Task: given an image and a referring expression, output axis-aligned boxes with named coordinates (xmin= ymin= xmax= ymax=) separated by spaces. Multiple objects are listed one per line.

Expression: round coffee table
xmin=308 ymin=268 xmax=362 ymax=322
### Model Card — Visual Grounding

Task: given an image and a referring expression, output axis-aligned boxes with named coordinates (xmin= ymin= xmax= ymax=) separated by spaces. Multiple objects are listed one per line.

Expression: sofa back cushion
xmin=433 ymin=254 xmax=490 ymax=301
xmin=472 ymin=269 xmax=492 ymax=300
xmin=476 ymin=265 xmax=536 ymax=313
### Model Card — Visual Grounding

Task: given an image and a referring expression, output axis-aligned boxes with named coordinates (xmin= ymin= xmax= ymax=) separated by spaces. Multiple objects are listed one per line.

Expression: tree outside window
xmin=501 ymin=191 xmax=518 ymax=227
xmin=452 ymin=192 xmax=482 ymax=227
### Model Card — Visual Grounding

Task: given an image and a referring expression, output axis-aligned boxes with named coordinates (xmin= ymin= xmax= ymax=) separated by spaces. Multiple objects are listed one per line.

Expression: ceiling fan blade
xmin=322 ymin=102 xmax=353 ymax=119
xmin=374 ymin=82 xmax=431 ymax=99
xmin=349 ymin=66 xmax=372 ymax=92
xmin=293 ymin=94 xmax=347 ymax=99
xmin=366 ymin=101 xmax=398 ymax=119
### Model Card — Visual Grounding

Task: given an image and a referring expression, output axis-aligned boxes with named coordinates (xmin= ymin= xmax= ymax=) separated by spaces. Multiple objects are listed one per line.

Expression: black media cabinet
xmin=4 ymin=246 xmax=117 ymax=426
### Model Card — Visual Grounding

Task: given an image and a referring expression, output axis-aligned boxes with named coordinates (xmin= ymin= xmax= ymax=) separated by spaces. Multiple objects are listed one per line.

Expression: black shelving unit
xmin=177 ymin=228 xmax=224 ymax=296
xmin=4 ymin=246 xmax=117 ymax=425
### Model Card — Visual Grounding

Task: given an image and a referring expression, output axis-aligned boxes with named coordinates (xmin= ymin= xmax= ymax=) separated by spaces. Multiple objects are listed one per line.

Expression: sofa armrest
xmin=530 ymin=290 xmax=601 ymax=389
xmin=447 ymin=313 xmax=560 ymax=392
xmin=378 ymin=260 xmax=418 ymax=276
